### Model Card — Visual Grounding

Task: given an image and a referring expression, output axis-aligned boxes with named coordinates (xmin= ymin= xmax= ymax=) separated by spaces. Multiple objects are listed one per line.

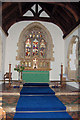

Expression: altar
xmin=22 ymin=70 xmax=49 ymax=83
xmin=21 ymin=57 xmax=51 ymax=83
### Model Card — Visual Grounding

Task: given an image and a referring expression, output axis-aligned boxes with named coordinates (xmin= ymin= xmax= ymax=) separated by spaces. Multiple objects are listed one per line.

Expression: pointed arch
xmin=16 ymin=22 xmax=54 ymax=61
xmin=67 ymin=35 xmax=79 ymax=80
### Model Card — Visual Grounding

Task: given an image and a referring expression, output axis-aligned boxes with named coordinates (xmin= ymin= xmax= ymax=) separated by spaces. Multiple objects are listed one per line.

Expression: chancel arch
xmin=67 ymin=35 xmax=79 ymax=80
xmin=16 ymin=22 xmax=54 ymax=70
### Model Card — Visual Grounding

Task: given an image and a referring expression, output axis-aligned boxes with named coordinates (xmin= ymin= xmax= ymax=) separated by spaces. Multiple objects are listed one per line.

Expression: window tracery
xmin=25 ymin=30 xmax=46 ymax=59
xmin=23 ymin=29 xmax=49 ymax=70
xmin=17 ymin=22 xmax=54 ymax=70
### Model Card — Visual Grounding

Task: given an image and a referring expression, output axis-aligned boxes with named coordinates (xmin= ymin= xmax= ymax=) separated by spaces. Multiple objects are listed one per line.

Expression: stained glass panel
xmin=25 ymin=62 xmax=27 ymax=67
xmin=25 ymin=39 xmax=31 ymax=57
xmin=40 ymin=40 xmax=46 ymax=58
xmin=29 ymin=62 xmax=31 ymax=67
xmin=32 ymin=39 xmax=38 ymax=56
xmin=25 ymin=30 xmax=46 ymax=59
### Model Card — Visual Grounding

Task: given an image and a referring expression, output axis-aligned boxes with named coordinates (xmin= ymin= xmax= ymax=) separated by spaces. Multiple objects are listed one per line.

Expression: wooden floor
xmin=0 ymin=82 xmax=80 ymax=120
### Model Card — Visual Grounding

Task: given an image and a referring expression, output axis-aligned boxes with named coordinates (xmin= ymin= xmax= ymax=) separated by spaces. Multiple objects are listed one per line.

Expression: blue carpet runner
xmin=16 ymin=96 xmax=66 ymax=111
xmin=14 ymin=83 xmax=73 ymax=120
xmin=20 ymin=87 xmax=55 ymax=95
xmin=14 ymin=112 xmax=72 ymax=120
xmin=23 ymin=83 xmax=49 ymax=86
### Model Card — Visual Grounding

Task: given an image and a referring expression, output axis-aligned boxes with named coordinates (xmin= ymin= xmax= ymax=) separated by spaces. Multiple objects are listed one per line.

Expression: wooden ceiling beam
xmin=2 ymin=15 xmax=54 ymax=34
xmin=16 ymin=16 xmax=53 ymax=22
xmin=2 ymin=17 xmax=17 ymax=35
xmin=52 ymin=11 xmax=68 ymax=33
xmin=38 ymin=8 xmax=43 ymax=17
xmin=38 ymin=4 xmax=66 ymax=34
xmin=62 ymin=7 xmax=76 ymax=23
xmin=2 ymin=3 xmax=18 ymax=17
xmin=22 ymin=3 xmax=35 ymax=16
xmin=30 ymin=8 xmax=35 ymax=16
xmin=35 ymin=3 xmax=38 ymax=15
xmin=63 ymin=19 xmax=80 ymax=38
xmin=2 ymin=5 xmax=18 ymax=20
xmin=52 ymin=5 xmax=57 ymax=16
xmin=51 ymin=2 xmax=79 ymax=21
xmin=18 ymin=3 xmax=22 ymax=16
xmin=2 ymin=2 xmax=12 ymax=11
xmin=2 ymin=3 xmax=36 ymax=34
xmin=66 ymin=4 xmax=79 ymax=21
xmin=55 ymin=7 xmax=74 ymax=26
xmin=39 ymin=3 xmax=52 ymax=18
xmin=1 ymin=2 xmax=80 ymax=38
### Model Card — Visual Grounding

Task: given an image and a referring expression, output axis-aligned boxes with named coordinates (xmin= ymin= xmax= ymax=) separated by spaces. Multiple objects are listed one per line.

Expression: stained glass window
xmin=25 ymin=39 xmax=31 ymax=57
xmin=25 ymin=30 xmax=46 ymax=60
xmin=21 ymin=26 xmax=51 ymax=70
xmin=40 ymin=39 xmax=46 ymax=58
xmin=32 ymin=39 xmax=39 ymax=56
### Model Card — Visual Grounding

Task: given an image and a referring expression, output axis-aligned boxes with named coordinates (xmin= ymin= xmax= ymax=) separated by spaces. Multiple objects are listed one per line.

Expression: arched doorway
xmin=67 ymin=35 xmax=79 ymax=80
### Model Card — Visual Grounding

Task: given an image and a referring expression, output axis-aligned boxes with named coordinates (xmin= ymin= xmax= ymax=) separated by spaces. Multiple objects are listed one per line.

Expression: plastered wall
xmin=4 ymin=21 xmax=65 ymax=81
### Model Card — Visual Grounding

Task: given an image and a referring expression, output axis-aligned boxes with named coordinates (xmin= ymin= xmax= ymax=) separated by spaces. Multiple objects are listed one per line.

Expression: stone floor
xmin=0 ymin=82 xmax=80 ymax=120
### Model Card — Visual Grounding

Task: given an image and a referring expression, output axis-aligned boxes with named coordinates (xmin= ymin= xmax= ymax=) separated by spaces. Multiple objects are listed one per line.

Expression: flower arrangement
xmin=14 ymin=64 xmax=24 ymax=72
xmin=77 ymin=76 xmax=79 ymax=79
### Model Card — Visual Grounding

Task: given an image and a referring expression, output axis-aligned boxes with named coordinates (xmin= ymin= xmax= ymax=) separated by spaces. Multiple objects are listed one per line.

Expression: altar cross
xmin=33 ymin=58 xmax=37 ymax=69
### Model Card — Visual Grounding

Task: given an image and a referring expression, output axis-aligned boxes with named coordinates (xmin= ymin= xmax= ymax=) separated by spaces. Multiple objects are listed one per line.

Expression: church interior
xmin=0 ymin=1 xmax=80 ymax=120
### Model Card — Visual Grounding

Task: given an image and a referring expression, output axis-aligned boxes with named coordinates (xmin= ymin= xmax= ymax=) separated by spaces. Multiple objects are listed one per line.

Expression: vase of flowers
xmin=14 ymin=64 xmax=24 ymax=82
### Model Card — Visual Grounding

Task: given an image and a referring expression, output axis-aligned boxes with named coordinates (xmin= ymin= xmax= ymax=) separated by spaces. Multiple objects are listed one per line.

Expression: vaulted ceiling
xmin=1 ymin=2 xmax=80 ymax=38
